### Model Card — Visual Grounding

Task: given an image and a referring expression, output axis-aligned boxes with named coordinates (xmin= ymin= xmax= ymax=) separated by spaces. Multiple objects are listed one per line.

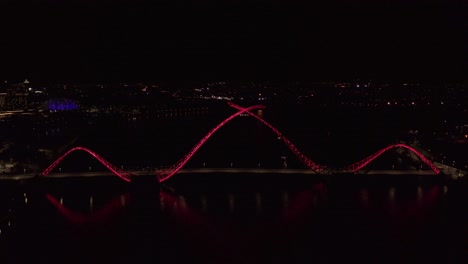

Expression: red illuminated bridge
xmin=39 ymin=103 xmax=441 ymax=183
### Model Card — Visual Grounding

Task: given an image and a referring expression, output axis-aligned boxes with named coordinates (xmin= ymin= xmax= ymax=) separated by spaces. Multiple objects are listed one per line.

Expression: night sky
xmin=0 ymin=0 xmax=466 ymax=82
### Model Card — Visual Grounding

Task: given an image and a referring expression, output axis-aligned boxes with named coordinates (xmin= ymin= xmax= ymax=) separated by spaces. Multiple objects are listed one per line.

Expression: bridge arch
xmin=346 ymin=144 xmax=440 ymax=174
xmin=40 ymin=147 xmax=132 ymax=182
xmin=227 ymin=102 xmax=326 ymax=173
xmin=156 ymin=104 xmax=266 ymax=182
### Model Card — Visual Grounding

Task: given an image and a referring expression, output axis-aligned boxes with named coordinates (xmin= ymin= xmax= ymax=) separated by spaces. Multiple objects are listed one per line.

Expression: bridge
xmin=29 ymin=102 xmax=463 ymax=183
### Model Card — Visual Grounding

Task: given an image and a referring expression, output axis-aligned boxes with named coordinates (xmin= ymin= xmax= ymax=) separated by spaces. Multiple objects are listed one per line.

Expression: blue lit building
xmin=45 ymin=99 xmax=79 ymax=111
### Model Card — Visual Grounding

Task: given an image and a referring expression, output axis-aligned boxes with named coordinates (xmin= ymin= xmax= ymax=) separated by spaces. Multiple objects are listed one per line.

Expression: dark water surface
xmin=0 ymin=175 xmax=466 ymax=264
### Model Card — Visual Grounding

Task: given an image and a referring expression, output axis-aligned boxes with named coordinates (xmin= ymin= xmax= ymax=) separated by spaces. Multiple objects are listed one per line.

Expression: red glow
xmin=45 ymin=193 xmax=131 ymax=224
xmin=40 ymin=147 xmax=132 ymax=182
xmin=346 ymin=144 xmax=440 ymax=174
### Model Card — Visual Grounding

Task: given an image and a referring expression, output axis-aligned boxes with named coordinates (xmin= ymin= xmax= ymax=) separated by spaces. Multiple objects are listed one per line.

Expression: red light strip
xmin=40 ymin=147 xmax=132 ymax=182
xmin=346 ymin=143 xmax=440 ymax=174
xmin=156 ymin=104 xmax=266 ymax=182
xmin=227 ymin=102 xmax=326 ymax=173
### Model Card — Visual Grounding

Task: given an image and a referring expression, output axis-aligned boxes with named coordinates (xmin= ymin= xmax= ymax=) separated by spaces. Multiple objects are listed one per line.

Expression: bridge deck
xmin=0 ymin=168 xmax=443 ymax=180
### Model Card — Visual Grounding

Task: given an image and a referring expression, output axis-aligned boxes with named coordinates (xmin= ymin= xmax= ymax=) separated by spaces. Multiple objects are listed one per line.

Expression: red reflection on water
xmin=160 ymin=185 xmax=330 ymax=263
xmin=415 ymin=185 xmax=440 ymax=208
xmin=425 ymin=185 xmax=440 ymax=204
xmin=359 ymin=188 xmax=370 ymax=208
xmin=282 ymin=183 xmax=326 ymax=222
xmin=159 ymin=191 xmax=206 ymax=227
xmin=159 ymin=191 xmax=231 ymax=261
xmin=387 ymin=185 xmax=441 ymax=220
xmin=45 ymin=193 xmax=130 ymax=225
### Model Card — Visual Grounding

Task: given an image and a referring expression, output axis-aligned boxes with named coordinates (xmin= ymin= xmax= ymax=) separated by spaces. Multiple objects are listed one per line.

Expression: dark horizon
xmin=0 ymin=0 xmax=466 ymax=83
